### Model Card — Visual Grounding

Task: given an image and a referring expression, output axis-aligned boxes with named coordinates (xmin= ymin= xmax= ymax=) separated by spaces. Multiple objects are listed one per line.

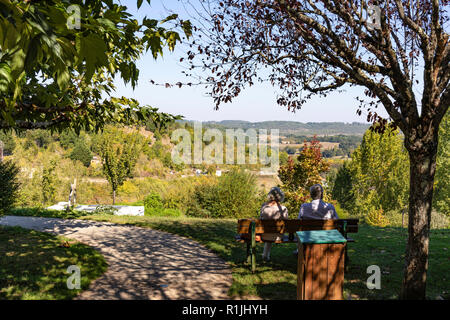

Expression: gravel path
xmin=0 ymin=216 xmax=232 ymax=300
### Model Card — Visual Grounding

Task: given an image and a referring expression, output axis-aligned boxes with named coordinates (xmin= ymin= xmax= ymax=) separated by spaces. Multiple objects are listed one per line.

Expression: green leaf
xmin=182 ymin=20 xmax=193 ymax=39
xmin=0 ymin=62 xmax=12 ymax=92
xmin=77 ymin=33 xmax=108 ymax=82
xmin=56 ymin=69 xmax=70 ymax=90
xmin=160 ymin=14 xmax=178 ymax=24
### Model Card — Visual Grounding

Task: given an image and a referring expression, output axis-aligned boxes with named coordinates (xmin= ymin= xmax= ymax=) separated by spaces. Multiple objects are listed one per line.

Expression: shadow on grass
xmin=0 ymin=225 xmax=107 ymax=300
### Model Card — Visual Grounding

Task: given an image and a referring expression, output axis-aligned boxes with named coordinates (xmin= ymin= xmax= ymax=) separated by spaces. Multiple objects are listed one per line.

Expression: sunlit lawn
xmin=7 ymin=209 xmax=450 ymax=300
xmin=0 ymin=225 xmax=107 ymax=300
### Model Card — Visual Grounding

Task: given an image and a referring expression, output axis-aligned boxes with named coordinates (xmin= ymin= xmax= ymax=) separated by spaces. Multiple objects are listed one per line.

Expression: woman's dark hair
xmin=267 ymin=187 xmax=285 ymax=202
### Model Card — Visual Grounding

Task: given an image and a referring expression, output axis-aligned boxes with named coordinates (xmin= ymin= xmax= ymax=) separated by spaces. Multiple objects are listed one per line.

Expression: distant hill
xmin=179 ymin=120 xmax=370 ymax=136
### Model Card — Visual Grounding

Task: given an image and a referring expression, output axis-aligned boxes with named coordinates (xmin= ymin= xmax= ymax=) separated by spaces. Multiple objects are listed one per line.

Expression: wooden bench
xmin=235 ymin=219 xmax=359 ymax=272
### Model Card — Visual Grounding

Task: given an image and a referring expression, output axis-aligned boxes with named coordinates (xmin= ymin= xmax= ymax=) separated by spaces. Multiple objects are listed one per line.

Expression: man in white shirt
xmin=293 ymin=184 xmax=338 ymax=256
xmin=298 ymin=184 xmax=339 ymax=220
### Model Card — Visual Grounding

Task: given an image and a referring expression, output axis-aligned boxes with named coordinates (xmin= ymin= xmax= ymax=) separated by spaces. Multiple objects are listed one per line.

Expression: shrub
xmin=366 ymin=207 xmax=390 ymax=227
xmin=144 ymin=192 xmax=164 ymax=216
xmin=0 ymin=160 xmax=20 ymax=215
xmin=69 ymin=141 xmax=92 ymax=167
xmin=187 ymin=168 xmax=263 ymax=219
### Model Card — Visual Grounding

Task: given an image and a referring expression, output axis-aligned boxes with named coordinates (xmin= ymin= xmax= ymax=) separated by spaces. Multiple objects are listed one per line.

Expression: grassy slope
xmin=6 ymin=210 xmax=450 ymax=300
xmin=0 ymin=225 xmax=107 ymax=300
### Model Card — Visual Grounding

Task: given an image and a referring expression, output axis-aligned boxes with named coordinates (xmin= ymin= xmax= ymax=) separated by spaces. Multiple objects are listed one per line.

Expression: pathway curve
xmin=0 ymin=216 xmax=232 ymax=300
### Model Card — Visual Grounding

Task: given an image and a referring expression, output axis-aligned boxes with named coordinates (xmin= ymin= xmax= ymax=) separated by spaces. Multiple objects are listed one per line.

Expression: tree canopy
xmin=0 ymin=0 xmax=192 ymax=132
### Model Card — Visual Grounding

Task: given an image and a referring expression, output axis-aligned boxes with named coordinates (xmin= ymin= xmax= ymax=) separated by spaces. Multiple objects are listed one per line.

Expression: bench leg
xmin=251 ymin=221 xmax=256 ymax=273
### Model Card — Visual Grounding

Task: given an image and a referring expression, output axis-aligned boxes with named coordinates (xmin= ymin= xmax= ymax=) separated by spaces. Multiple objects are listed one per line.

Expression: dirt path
xmin=0 ymin=216 xmax=232 ymax=300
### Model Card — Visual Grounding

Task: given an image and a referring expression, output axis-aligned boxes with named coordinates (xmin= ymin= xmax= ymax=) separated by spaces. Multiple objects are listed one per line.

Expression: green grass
xmin=6 ymin=209 xmax=450 ymax=300
xmin=0 ymin=225 xmax=108 ymax=300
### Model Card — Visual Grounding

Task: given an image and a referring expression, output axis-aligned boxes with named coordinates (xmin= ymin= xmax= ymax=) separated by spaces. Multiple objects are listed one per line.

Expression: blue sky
xmin=114 ymin=0 xmax=389 ymax=123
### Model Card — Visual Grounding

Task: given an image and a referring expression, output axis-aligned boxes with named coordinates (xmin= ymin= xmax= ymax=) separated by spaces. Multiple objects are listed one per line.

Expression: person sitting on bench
xmin=298 ymin=184 xmax=339 ymax=220
xmin=293 ymin=184 xmax=339 ymax=255
xmin=260 ymin=187 xmax=289 ymax=261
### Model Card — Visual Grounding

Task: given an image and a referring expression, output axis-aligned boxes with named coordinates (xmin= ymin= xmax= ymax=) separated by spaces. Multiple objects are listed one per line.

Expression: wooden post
xmin=297 ymin=243 xmax=304 ymax=300
xmin=296 ymin=230 xmax=346 ymax=300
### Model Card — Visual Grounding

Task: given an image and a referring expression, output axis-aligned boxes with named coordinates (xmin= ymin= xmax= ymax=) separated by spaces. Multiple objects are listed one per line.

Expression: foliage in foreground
xmin=0 ymin=0 xmax=190 ymax=132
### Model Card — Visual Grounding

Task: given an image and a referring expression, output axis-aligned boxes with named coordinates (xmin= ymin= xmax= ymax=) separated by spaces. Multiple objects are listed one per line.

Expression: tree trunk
xmin=401 ymin=136 xmax=438 ymax=300
xmin=113 ymin=190 xmax=116 ymax=205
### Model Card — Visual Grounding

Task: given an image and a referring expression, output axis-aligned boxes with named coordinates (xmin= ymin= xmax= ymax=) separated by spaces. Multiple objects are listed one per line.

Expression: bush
xmin=365 ymin=207 xmax=390 ymax=227
xmin=187 ymin=168 xmax=263 ymax=219
xmin=0 ymin=160 xmax=20 ymax=215
xmin=69 ymin=141 xmax=92 ymax=167
xmin=144 ymin=192 xmax=164 ymax=216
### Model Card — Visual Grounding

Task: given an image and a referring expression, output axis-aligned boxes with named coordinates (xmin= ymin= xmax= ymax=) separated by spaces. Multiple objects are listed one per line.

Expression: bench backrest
xmin=237 ymin=219 xmax=359 ymax=235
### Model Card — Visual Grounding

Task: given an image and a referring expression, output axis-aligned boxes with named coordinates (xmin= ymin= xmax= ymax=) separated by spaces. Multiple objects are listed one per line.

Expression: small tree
xmin=41 ymin=160 xmax=58 ymax=206
xmin=332 ymin=161 xmax=355 ymax=211
xmin=351 ymin=127 xmax=409 ymax=214
xmin=99 ymin=128 xmax=142 ymax=205
xmin=278 ymin=138 xmax=330 ymax=215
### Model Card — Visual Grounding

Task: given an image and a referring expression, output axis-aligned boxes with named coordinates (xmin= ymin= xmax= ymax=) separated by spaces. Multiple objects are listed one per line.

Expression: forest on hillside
xmin=181 ymin=120 xmax=370 ymax=135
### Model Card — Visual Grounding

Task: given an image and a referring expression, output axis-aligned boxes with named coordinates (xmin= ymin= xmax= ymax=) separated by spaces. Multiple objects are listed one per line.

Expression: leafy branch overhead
xmin=0 ymin=0 xmax=192 ymax=132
